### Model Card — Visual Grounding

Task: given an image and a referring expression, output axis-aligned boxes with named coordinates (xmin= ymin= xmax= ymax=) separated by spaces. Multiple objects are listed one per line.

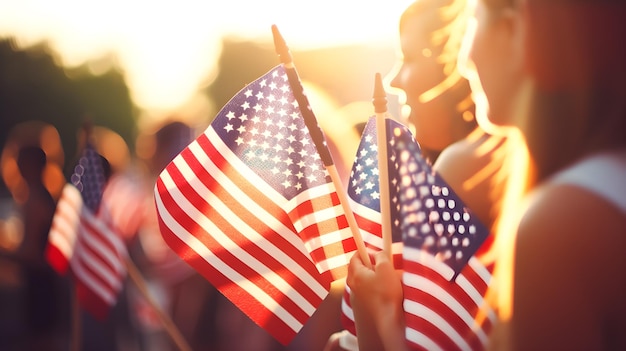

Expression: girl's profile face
xmin=388 ymin=12 xmax=468 ymax=153
xmin=458 ymin=0 xmax=525 ymax=131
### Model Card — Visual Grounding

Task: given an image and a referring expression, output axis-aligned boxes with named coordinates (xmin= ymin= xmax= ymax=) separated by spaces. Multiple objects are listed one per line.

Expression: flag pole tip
xmin=272 ymin=25 xmax=292 ymax=65
xmin=372 ymin=72 xmax=387 ymax=114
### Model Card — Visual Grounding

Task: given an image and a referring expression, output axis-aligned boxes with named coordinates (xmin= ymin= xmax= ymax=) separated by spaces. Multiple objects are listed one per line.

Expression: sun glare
xmin=0 ymin=0 xmax=413 ymax=114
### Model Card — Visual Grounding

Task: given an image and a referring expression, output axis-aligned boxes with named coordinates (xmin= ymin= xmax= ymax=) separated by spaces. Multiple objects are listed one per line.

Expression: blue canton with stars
xmin=70 ymin=142 xmax=106 ymax=212
xmin=348 ymin=116 xmax=416 ymax=244
xmin=210 ymin=65 xmax=330 ymax=201
xmin=392 ymin=136 xmax=490 ymax=281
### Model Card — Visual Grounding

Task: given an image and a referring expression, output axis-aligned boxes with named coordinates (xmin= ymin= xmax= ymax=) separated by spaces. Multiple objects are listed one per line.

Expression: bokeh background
xmin=0 ymin=0 xmax=414 ymax=182
xmin=0 ymin=2 xmax=415 ymax=350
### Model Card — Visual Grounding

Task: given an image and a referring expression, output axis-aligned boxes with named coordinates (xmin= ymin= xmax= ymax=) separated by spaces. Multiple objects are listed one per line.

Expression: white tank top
xmin=549 ymin=149 xmax=626 ymax=214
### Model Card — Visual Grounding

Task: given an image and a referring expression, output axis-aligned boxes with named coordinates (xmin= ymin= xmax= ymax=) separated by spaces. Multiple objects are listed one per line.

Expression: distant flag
xmin=153 ymin=64 xmax=356 ymax=345
xmin=393 ymin=136 xmax=495 ymax=350
xmin=100 ymin=172 xmax=147 ymax=242
xmin=340 ymin=116 xmax=416 ymax=345
xmin=46 ymin=142 xmax=128 ymax=320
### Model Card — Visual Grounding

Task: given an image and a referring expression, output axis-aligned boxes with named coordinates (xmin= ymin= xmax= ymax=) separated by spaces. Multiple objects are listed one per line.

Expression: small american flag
xmin=46 ymin=142 xmax=128 ymax=320
xmin=393 ymin=136 xmax=495 ymax=350
xmin=340 ymin=116 xmax=415 ymax=345
xmin=154 ymin=64 xmax=356 ymax=345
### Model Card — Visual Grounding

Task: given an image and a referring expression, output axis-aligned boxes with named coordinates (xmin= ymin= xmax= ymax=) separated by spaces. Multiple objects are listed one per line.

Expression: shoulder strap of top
xmin=549 ymin=150 xmax=626 ymax=214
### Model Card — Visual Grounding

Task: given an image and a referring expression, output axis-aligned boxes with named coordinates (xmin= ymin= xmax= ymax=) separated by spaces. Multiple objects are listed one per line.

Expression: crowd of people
xmin=1 ymin=0 xmax=624 ymax=350
xmin=344 ymin=0 xmax=625 ymax=350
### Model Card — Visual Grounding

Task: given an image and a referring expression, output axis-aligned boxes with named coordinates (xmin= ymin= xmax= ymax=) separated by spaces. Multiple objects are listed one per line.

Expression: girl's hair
xmin=401 ymin=0 xmax=478 ymax=140
xmin=522 ymin=0 xmax=626 ymax=182
xmin=485 ymin=0 xmax=626 ymax=321
xmin=401 ymin=0 xmax=470 ymax=81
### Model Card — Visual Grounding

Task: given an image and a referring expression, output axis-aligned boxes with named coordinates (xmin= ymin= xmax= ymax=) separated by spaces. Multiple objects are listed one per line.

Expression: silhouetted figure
xmin=16 ymin=145 xmax=69 ymax=351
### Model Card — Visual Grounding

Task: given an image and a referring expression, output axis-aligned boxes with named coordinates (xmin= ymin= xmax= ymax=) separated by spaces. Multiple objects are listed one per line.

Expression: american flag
xmin=154 ymin=64 xmax=356 ymax=345
xmin=340 ymin=116 xmax=415 ymax=345
xmin=393 ymin=136 xmax=496 ymax=350
xmin=46 ymin=142 xmax=128 ymax=320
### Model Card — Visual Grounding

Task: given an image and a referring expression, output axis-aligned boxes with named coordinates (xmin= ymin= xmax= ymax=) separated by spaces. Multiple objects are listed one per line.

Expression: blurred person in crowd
xmin=122 ymin=120 xmax=201 ymax=350
xmin=15 ymin=145 xmax=69 ymax=351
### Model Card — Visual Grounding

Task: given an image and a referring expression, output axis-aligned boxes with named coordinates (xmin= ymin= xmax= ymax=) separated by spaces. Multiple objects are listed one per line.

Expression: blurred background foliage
xmin=0 ymin=36 xmax=397 ymax=195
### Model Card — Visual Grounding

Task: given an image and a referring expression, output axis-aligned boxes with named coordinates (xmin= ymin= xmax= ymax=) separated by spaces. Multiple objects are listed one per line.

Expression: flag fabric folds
xmin=154 ymin=64 xmax=356 ymax=345
xmin=393 ymin=136 xmax=495 ymax=350
xmin=46 ymin=142 xmax=128 ymax=320
xmin=340 ymin=116 xmax=415 ymax=345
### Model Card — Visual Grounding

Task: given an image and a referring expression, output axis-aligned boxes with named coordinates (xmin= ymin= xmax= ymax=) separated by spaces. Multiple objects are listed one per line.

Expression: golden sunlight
xmin=0 ymin=0 xmax=414 ymax=114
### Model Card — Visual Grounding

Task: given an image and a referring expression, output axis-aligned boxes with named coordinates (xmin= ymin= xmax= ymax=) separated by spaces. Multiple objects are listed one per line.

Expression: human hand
xmin=346 ymin=251 xmax=406 ymax=351
xmin=347 ymin=250 xmax=403 ymax=319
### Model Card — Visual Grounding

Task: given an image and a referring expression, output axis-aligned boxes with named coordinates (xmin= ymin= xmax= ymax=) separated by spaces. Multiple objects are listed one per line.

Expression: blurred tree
xmin=206 ymin=39 xmax=278 ymax=121
xmin=0 ymin=38 xmax=137 ymax=194
xmin=207 ymin=38 xmax=397 ymax=122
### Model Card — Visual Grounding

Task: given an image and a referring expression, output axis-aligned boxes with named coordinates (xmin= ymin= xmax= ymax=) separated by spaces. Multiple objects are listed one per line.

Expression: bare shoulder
xmin=517 ymin=182 xmax=626 ymax=288
xmin=517 ymin=182 xmax=626 ymax=262
xmin=435 ymin=135 xmax=484 ymax=177
xmin=434 ymin=131 xmax=507 ymax=228
xmin=512 ymin=183 xmax=626 ymax=349
xmin=435 ymin=131 xmax=506 ymax=182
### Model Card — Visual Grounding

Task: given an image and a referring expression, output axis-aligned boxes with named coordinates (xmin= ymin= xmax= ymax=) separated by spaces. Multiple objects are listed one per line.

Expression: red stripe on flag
xmin=77 ymin=223 xmax=125 ymax=291
xmin=196 ymin=129 xmax=341 ymax=282
xmin=404 ymin=260 xmax=489 ymax=320
xmin=70 ymin=212 xmax=126 ymax=320
xmin=153 ymin=65 xmax=355 ymax=345
xmin=197 ymin=132 xmax=353 ymax=281
xmin=75 ymin=279 xmax=112 ymax=321
xmin=46 ymin=184 xmax=83 ymax=274
xmin=155 ymin=153 xmax=330 ymax=344
xmin=155 ymin=179 xmax=323 ymax=344
xmin=45 ymin=244 xmax=69 ymax=275
xmin=175 ymin=140 xmax=326 ymax=282
xmin=352 ymin=212 xmax=381 ymax=247
xmin=157 ymin=165 xmax=324 ymax=312
xmin=403 ymin=248 xmax=494 ymax=351
xmin=404 ymin=311 xmax=458 ymax=350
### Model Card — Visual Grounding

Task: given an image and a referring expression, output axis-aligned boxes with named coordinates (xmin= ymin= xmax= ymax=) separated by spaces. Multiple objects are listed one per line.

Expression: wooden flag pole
xmin=70 ymin=122 xmax=92 ymax=351
xmin=124 ymin=258 xmax=192 ymax=351
xmin=372 ymin=73 xmax=393 ymax=257
xmin=272 ymin=24 xmax=371 ymax=268
xmin=70 ymin=285 xmax=81 ymax=351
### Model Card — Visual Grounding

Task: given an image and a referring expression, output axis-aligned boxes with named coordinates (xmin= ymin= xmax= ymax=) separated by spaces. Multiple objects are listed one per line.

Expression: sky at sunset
xmin=0 ymin=1 xmax=414 ymax=113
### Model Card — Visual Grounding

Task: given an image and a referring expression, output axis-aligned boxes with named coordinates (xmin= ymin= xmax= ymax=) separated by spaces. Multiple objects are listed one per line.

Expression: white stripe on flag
xmin=161 ymin=166 xmax=324 ymax=307
xmin=189 ymin=133 xmax=311 ymax=258
xmin=404 ymin=299 xmax=472 ymax=350
xmin=172 ymin=146 xmax=327 ymax=297
xmin=154 ymin=180 xmax=305 ymax=333
xmin=48 ymin=185 xmax=83 ymax=259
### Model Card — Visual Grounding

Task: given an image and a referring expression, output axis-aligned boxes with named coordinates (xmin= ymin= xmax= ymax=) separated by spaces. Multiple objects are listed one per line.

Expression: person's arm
xmin=509 ymin=184 xmax=625 ymax=350
xmin=347 ymin=251 xmax=408 ymax=351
